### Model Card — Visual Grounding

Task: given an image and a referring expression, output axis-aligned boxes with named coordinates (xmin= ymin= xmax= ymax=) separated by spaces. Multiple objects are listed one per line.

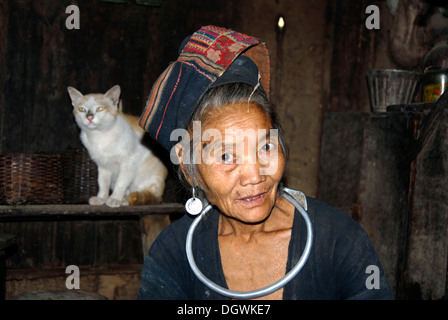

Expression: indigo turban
xmin=139 ymin=25 xmax=270 ymax=152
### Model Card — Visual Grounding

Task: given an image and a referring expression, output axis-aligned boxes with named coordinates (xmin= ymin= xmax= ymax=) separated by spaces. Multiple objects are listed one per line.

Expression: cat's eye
xmin=96 ymin=106 xmax=104 ymax=112
xmin=78 ymin=107 xmax=86 ymax=113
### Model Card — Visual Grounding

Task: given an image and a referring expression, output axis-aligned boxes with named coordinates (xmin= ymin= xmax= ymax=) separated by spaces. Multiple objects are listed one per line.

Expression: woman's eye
xmin=221 ymin=153 xmax=235 ymax=164
xmin=96 ymin=106 xmax=104 ymax=112
xmin=260 ymin=142 xmax=275 ymax=153
xmin=78 ymin=107 xmax=86 ymax=113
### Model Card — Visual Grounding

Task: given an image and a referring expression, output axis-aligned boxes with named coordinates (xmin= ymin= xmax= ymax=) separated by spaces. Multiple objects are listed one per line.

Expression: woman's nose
xmin=239 ymin=161 xmax=264 ymax=186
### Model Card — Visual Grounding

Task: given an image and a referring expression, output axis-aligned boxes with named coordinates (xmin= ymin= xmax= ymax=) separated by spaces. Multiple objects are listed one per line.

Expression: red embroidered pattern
xmin=181 ymin=25 xmax=260 ymax=76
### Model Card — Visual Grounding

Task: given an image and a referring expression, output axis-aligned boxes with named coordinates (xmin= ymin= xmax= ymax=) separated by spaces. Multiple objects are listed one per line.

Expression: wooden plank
xmin=327 ymin=0 xmax=386 ymax=113
xmin=318 ymin=111 xmax=367 ymax=214
xmin=319 ymin=111 xmax=415 ymax=296
xmin=398 ymin=106 xmax=448 ymax=300
xmin=5 ymin=264 xmax=144 ymax=300
xmin=0 ymin=234 xmax=16 ymax=250
xmin=0 ymin=203 xmax=185 ymax=270
xmin=0 ymin=203 xmax=185 ymax=220
xmin=0 ymin=204 xmax=185 ymax=269
xmin=0 ymin=219 xmax=144 ymax=269
xmin=6 ymin=264 xmax=143 ymax=280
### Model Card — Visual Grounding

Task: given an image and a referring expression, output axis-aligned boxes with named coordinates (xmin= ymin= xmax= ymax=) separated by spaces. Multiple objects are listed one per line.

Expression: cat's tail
xmin=127 ymin=190 xmax=162 ymax=205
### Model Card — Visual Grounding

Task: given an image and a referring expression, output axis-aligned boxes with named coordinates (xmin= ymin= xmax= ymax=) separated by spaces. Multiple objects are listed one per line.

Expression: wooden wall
xmin=319 ymin=110 xmax=416 ymax=297
xmin=0 ymin=0 xmax=247 ymax=205
xmin=0 ymin=0 xmax=339 ymax=197
xmin=2 ymin=0 xmax=447 ymax=300
xmin=0 ymin=0 xmax=238 ymax=154
xmin=2 ymin=1 xmax=440 ymax=195
xmin=0 ymin=1 xmax=241 ymax=299
xmin=396 ymin=96 xmax=448 ymax=300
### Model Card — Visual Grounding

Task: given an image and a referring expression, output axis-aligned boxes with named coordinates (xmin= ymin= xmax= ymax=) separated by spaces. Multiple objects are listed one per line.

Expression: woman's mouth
xmin=237 ymin=192 xmax=267 ymax=206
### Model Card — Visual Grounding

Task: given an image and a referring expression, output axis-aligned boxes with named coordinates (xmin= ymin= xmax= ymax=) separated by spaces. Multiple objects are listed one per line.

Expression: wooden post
xmin=139 ymin=214 xmax=171 ymax=260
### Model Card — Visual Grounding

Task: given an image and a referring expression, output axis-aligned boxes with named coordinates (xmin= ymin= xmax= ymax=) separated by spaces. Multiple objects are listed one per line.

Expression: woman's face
xmin=194 ymin=102 xmax=286 ymax=224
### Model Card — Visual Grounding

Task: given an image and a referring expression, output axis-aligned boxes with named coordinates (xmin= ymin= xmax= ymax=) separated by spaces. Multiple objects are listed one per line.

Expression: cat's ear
xmin=67 ymin=86 xmax=83 ymax=105
xmin=105 ymin=85 xmax=121 ymax=106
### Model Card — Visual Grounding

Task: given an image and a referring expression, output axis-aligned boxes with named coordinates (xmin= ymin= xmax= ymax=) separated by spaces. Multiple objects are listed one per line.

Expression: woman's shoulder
xmin=284 ymin=188 xmax=353 ymax=229
xmin=305 ymin=196 xmax=359 ymax=228
xmin=301 ymin=195 xmax=370 ymax=245
xmin=297 ymin=196 xmax=394 ymax=299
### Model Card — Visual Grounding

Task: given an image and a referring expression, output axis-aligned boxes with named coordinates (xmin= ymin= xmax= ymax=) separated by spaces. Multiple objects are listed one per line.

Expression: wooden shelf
xmin=0 ymin=203 xmax=186 ymax=268
xmin=0 ymin=203 xmax=185 ymax=221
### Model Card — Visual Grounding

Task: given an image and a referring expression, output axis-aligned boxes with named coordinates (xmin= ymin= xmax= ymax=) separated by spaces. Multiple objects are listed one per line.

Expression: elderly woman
xmin=137 ymin=26 xmax=393 ymax=300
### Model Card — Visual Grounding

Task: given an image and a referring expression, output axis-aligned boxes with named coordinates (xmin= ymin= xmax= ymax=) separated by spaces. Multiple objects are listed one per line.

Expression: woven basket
xmin=62 ymin=148 xmax=98 ymax=204
xmin=0 ymin=153 xmax=64 ymax=205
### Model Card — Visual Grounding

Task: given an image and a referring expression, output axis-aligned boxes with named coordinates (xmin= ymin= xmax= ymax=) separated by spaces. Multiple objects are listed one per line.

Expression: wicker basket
xmin=62 ymin=148 xmax=98 ymax=204
xmin=0 ymin=153 xmax=64 ymax=205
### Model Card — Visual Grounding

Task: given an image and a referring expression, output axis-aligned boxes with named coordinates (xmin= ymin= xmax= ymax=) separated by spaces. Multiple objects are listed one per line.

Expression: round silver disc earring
xmin=185 ymin=186 xmax=203 ymax=215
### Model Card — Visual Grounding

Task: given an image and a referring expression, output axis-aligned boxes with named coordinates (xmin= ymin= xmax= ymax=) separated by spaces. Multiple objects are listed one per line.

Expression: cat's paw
xmin=105 ymin=197 xmax=123 ymax=208
xmin=89 ymin=196 xmax=106 ymax=206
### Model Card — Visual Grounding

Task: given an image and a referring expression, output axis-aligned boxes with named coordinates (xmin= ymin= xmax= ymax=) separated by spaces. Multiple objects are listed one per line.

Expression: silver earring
xmin=185 ymin=187 xmax=203 ymax=215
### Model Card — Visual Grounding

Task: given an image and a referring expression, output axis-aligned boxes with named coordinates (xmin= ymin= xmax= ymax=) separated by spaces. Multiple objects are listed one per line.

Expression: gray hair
xmin=177 ymin=82 xmax=289 ymax=203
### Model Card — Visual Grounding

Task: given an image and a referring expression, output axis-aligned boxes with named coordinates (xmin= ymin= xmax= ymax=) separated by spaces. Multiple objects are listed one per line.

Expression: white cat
xmin=67 ymin=85 xmax=168 ymax=208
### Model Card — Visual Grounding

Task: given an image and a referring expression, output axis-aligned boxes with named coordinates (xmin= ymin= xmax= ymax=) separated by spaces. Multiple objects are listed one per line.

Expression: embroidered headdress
xmin=139 ymin=25 xmax=270 ymax=151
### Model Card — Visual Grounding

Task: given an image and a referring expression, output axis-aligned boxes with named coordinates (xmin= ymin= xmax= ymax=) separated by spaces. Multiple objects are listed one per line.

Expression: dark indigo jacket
xmin=138 ymin=196 xmax=394 ymax=300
